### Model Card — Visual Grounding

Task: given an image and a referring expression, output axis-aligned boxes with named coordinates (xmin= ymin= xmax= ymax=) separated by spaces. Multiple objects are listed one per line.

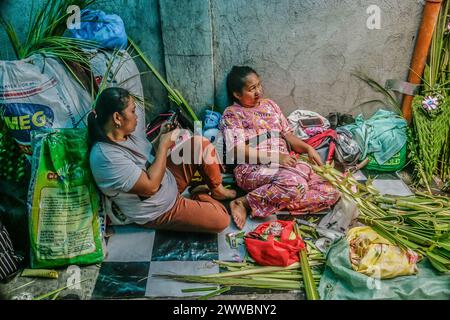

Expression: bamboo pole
xmin=402 ymin=0 xmax=443 ymax=123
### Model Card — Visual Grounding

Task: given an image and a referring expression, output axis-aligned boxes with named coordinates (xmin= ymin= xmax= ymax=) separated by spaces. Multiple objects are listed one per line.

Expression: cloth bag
xmin=341 ymin=109 xmax=407 ymax=164
xmin=245 ymin=220 xmax=305 ymax=266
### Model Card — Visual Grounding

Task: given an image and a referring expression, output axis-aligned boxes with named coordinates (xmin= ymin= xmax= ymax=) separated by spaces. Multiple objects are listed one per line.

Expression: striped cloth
xmin=0 ymin=222 xmax=23 ymax=281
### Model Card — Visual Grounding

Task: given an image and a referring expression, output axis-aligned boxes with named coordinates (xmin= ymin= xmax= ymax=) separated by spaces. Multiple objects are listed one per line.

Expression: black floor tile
xmin=91 ymin=262 xmax=149 ymax=299
xmin=151 ymin=230 xmax=218 ymax=261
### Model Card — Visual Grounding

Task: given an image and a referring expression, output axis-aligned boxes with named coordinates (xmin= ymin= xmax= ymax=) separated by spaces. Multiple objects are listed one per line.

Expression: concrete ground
xmin=0 ymin=170 xmax=445 ymax=301
xmin=0 ymin=264 xmax=304 ymax=300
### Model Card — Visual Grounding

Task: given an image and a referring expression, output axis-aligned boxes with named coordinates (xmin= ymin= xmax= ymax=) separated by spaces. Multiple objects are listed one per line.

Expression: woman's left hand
xmin=307 ymin=146 xmax=323 ymax=166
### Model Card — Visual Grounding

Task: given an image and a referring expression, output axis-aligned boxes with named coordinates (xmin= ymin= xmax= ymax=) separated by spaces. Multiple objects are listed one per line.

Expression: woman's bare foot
xmin=210 ymin=184 xmax=237 ymax=200
xmin=190 ymin=184 xmax=237 ymax=200
xmin=190 ymin=184 xmax=210 ymax=195
xmin=230 ymin=196 xmax=249 ymax=229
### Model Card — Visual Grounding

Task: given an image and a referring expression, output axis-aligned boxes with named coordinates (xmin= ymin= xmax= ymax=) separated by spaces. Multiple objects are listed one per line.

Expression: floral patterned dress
xmin=219 ymin=99 xmax=340 ymax=217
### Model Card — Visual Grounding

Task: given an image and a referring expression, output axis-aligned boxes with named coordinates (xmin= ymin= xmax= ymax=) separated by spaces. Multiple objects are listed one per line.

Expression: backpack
xmin=334 ymin=128 xmax=361 ymax=166
xmin=304 ymin=129 xmax=337 ymax=164
xmin=0 ymin=219 xmax=23 ymax=281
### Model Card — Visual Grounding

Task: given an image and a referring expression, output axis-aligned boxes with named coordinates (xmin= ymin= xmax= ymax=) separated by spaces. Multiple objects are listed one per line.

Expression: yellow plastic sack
xmin=346 ymin=226 xmax=419 ymax=279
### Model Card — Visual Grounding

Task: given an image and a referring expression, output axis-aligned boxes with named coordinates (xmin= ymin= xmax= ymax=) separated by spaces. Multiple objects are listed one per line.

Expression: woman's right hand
xmin=159 ymin=127 xmax=180 ymax=150
xmin=279 ymin=153 xmax=297 ymax=167
xmin=160 ymin=121 xmax=177 ymax=134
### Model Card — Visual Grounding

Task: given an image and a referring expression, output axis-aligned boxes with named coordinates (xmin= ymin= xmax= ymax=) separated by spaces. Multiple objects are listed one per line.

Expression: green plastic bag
xmin=28 ymin=128 xmax=103 ymax=268
xmin=365 ymin=143 xmax=407 ymax=172
xmin=318 ymin=238 xmax=450 ymax=300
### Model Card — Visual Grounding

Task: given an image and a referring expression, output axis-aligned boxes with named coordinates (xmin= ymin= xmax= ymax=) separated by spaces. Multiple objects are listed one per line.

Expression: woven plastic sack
xmin=366 ymin=143 xmax=407 ymax=172
xmin=245 ymin=220 xmax=305 ymax=266
xmin=0 ymin=55 xmax=92 ymax=159
xmin=0 ymin=50 xmax=143 ymax=159
xmin=28 ymin=128 xmax=103 ymax=268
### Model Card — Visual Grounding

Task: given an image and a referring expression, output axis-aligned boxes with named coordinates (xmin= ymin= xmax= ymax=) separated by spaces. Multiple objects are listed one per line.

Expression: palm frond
xmin=351 ymin=70 xmax=402 ymax=115
xmin=128 ymin=37 xmax=199 ymax=122
xmin=2 ymin=0 xmax=98 ymax=60
xmin=354 ymin=99 xmax=389 ymax=108
xmin=0 ymin=15 xmax=23 ymax=58
xmin=1 ymin=0 xmax=102 ymax=100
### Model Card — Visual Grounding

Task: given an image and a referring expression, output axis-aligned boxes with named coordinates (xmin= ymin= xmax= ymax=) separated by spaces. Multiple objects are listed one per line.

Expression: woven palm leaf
xmin=411 ymin=95 xmax=450 ymax=185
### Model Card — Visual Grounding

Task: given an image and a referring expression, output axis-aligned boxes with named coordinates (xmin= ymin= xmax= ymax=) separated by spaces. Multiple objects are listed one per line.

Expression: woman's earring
xmin=115 ymin=123 xmax=120 ymax=128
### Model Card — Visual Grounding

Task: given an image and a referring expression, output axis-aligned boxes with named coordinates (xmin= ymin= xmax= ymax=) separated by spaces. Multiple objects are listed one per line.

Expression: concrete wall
xmin=1 ymin=0 xmax=424 ymax=119
xmin=211 ymin=0 xmax=423 ymax=116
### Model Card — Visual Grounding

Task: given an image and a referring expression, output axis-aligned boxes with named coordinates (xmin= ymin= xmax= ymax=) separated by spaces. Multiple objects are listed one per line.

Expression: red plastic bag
xmin=244 ymin=220 xmax=305 ymax=266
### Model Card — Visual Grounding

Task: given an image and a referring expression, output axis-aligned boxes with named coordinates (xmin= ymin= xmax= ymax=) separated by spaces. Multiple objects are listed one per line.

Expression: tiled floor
xmin=91 ymin=170 xmax=414 ymax=299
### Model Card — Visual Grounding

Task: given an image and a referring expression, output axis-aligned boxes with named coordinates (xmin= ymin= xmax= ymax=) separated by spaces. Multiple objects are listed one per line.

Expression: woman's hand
xmin=307 ymin=146 xmax=323 ymax=166
xmin=152 ymin=121 xmax=178 ymax=144
xmin=159 ymin=127 xmax=180 ymax=150
xmin=279 ymin=153 xmax=297 ymax=167
xmin=160 ymin=121 xmax=177 ymax=134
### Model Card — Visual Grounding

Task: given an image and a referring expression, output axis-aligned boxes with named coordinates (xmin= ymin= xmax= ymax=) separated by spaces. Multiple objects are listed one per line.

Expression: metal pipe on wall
xmin=402 ymin=0 xmax=443 ymax=123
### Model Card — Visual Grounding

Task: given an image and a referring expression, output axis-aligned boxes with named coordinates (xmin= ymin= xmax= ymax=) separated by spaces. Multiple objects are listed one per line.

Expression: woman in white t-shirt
xmin=88 ymin=87 xmax=236 ymax=233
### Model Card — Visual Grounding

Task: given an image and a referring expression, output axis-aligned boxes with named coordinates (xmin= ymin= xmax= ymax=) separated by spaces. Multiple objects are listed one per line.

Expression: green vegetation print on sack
xmin=28 ymin=128 xmax=103 ymax=268
xmin=365 ymin=143 xmax=407 ymax=172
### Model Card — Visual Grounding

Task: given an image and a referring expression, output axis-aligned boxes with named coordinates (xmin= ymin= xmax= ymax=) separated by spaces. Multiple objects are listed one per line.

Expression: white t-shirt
xmin=89 ymin=105 xmax=178 ymax=224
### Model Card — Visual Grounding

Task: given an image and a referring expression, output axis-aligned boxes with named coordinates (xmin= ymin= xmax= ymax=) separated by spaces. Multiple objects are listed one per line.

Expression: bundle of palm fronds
xmin=410 ymin=96 xmax=450 ymax=190
xmin=1 ymin=0 xmax=99 ymax=62
xmin=157 ymin=245 xmax=324 ymax=298
xmin=313 ymin=164 xmax=450 ymax=273
xmin=155 ymin=232 xmax=324 ymax=299
xmin=128 ymin=38 xmax=199 ymax=122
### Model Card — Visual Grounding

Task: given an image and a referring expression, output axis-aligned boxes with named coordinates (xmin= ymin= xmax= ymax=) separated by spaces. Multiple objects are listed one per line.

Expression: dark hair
xmin=226 ymin=66 xmax=259 ymax=103
xmin=87 ymin=87 xmax=130 ymax=147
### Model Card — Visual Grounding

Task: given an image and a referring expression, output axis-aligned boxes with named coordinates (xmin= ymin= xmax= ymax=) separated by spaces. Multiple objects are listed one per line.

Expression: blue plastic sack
xmin=68 ymin=9 xmax=128 ymax=50
xmin=203 ymin=110 xmax=222 ymax=131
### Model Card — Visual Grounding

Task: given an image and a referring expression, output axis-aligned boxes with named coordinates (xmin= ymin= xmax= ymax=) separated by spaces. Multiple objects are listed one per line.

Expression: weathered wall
xmin=211 ymin=0 xmax=423 ymax=116
xmin=1 ymin=0 xmax=424 ymax=119
xmin=92 ymin=0 xmax=168 ymax=120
